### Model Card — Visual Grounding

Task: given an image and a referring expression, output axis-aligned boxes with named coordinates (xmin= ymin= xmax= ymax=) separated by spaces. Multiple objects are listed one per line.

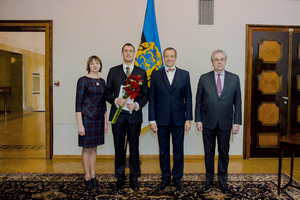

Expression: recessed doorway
xmin=0 ymin=20 xmax=53 ymax=159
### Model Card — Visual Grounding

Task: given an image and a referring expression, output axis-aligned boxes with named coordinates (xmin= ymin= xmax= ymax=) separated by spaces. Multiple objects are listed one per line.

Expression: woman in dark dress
xmin=76 ymin=55 xmax=108 ymax=191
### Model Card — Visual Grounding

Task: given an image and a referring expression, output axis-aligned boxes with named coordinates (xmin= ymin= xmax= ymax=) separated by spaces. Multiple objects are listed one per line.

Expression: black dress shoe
xmin=84 ymin=179 xmax=94 ymax=191
xmin=175 ymin=182 xmax=184 ymax=192
xmin=113 ymin=179 xmax=125 ymax=191
xmin=219 ymin=183 xmax=228 ymax=194
xmin=202 ymin=181 xmax=213 ymax=192
xmin=130 ymin=180 xmax=140 ymax=191
xmin=158 ymin=182 xmax=170 ymax=190
xmin=91 ymin=177 xmax=101 ymax=189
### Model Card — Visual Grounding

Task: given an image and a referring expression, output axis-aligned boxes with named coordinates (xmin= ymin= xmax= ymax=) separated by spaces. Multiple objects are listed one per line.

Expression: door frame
xmin=0 ymin=20 xmax=53 ymax=159
xmin=244 ymin=24 xmax=300 ymax=159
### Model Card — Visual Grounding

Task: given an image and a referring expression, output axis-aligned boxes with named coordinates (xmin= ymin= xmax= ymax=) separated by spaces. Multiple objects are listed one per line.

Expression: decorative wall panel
xmin=258 ymin=70 xmax=282 ymax=94
xmin=259 ymin=39 xmax=282 ymax=64
xmin=258 ymin=102 xmax=280 ymax=126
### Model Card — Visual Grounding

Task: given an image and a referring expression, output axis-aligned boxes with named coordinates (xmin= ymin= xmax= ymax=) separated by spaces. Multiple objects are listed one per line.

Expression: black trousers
xmin=112 ymin=117 xmax=141 ymax=182
xmin=157 ymin=114 xmax=184 ymax=184
xmin=202 ymin=123 xmax=231 ymax=185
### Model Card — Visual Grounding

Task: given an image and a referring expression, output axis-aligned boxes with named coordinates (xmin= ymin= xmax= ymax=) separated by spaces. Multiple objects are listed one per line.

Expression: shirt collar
xmin=123 ymin=63 xmax=134 ymax=71
xmin=165 ymin=66 xmax=176 ymax=72
xmin=214 ymin=70 xmax=225 ymax=76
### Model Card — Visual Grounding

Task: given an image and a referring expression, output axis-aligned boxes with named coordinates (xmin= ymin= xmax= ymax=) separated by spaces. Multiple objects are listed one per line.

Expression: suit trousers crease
xmin=157 ymin=113 xmax=184 ymax=184
xmin=112 ymin=116 xmax=141 ymax=182
xmin=202 ymin=124 xmax=231 ymax=185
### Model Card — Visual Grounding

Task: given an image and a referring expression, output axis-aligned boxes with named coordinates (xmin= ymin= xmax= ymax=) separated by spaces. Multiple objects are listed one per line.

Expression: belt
xmin=122 ymin=110 xmax=131 ymax=114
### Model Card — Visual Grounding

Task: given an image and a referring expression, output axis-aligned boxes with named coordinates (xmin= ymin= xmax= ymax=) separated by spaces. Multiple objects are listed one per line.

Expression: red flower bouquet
xmin=111 ymin=74 xmax=143 ymax=124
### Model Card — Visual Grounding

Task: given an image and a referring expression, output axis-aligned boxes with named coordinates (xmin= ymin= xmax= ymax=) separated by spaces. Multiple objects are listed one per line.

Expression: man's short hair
xmin=122 ymin=43 xmax=135 ymax=52
xmin=163 ymin=47 xmax=177 ymax=57
xmin=211 ymin=49 xmax=227 ymax=62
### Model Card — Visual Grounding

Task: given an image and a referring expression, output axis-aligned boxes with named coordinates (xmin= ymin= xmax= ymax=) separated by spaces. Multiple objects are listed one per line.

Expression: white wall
xmin=1 ymin=0 xmax=299 ymax=155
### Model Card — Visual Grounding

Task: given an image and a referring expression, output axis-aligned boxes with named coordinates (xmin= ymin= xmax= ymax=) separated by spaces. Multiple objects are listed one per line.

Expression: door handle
xmin=279 ymin=96 xmax=288 ymax=100
xmin=279 ymin=96 xmax=288 ymax=104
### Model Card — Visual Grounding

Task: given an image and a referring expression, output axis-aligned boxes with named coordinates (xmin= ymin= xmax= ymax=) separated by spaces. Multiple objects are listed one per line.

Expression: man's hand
xmin=231 ymin=124 xmax=239 ymax=134
xmin=150 ymin=123 xmax=158 ymax=133
xmin=116 ymin=97 xmax=127 ymax=107
xmin=126 ymin=102 xmax=137 ymax=112
xmin=196 ymin=122 xmax=203 ymax=132
xmin=185 ymin=121 xmax=191 ymax=132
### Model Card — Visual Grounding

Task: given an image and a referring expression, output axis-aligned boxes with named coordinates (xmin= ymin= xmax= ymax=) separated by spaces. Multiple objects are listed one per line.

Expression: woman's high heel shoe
xmin=91 ymin=177 xmax=101 ymax=189
xmin=84 ymin=179 xmax=94 ymax=191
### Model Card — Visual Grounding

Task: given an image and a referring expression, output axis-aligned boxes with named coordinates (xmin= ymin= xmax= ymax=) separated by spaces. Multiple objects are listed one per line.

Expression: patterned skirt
xmin=78 ymin=114 xmax=104 ymax=147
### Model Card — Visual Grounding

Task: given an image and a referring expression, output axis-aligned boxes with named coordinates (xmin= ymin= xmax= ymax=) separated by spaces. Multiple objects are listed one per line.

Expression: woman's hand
xmin=78 ymin=124 xmax=85 ymax=136
xmin=104 ymin=123 xmax=108 ymax=133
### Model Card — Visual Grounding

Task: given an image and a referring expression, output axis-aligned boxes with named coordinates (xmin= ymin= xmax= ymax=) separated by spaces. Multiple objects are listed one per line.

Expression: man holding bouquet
xmin=105 ymin=43 xmax=148 ymax=191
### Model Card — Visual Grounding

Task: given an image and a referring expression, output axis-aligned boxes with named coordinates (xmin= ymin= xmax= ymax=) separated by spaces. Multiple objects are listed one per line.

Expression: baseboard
xmin=52 ymin=155 xmax=243 ymax=160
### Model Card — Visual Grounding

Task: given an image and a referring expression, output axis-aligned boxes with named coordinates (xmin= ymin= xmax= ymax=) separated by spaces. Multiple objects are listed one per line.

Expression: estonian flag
xmin=135 ymin=0 xmax=163 ymax=87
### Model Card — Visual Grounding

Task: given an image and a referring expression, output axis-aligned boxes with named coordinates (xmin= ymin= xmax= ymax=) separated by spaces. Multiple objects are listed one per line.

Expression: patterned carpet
xmin=0 ymin=173 xmax=299 ymax=199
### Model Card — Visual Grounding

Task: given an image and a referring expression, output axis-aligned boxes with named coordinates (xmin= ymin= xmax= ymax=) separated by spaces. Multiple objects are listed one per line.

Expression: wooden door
xmin=244 ymin=25 xmax=300 ymax=158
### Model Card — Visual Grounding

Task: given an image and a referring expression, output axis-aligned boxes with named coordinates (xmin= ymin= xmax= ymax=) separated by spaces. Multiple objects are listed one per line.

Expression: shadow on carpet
xmin=0 ymin=173 xmax=299 ymax=199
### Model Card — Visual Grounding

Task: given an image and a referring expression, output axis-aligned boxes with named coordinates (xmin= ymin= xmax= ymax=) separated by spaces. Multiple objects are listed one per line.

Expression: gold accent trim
xmin=140 ymin=125 xmax=150 ymax=135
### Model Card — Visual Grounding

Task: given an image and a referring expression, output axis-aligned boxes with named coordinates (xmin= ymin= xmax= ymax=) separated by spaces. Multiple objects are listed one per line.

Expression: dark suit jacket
xmin=105 ymin=64 xmax=148 ymax=124
xmin=195 ymin=70 xmax=242 ymax=130
xmin=149 ymin=67 xmax=193 ymax=126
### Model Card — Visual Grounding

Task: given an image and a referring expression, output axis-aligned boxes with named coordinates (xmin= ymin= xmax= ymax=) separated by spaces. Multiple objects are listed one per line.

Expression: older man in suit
xmin=105 ymin=43 xmax=148 ymax=191
xmin=149 ymin=47 xmax=193 ymax=192
xmin=195 ymin=49 xmax=242 ymax=194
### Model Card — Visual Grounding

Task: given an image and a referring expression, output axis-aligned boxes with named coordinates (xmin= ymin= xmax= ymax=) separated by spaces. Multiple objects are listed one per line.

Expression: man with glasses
xmin=195 ymin=49 xmax=242 ymax=194
xmin=105 ymin=43 xmax=148 ymax=191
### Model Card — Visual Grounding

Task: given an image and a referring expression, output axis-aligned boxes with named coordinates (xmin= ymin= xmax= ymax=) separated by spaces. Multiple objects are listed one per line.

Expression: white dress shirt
xmin=165 ymin=66 xmax=176 ymax=85
xmin=123 ymin=63 xmax=134 ymax=75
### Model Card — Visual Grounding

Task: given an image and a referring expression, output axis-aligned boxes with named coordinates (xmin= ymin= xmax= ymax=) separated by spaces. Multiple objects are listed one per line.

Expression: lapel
xmin=209 ymin=71 xmax=219 ymax=98
xmin=118 ymin=64 xmax=127 ymax=85
xmin=222 ymin=70 xmax=231 ymax=97
xmin=131 ymin=66 xmax=137 ymax=76
xmin=171 ymin=67 xmax=180 ymax=90
xmin=161 ymin=68 xmax=172 ymax=92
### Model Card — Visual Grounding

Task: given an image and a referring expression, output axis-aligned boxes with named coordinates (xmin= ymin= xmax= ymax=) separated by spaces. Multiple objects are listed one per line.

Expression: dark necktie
xmin=126 ymin=67 xmax=130 ymax=77
xmin=217 ymin=74 xmax=222 ymax=98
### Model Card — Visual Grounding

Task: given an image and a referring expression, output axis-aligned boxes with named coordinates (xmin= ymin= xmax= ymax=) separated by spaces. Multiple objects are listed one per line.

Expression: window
xmin=32 ymin=73 xmax=40 ymax=95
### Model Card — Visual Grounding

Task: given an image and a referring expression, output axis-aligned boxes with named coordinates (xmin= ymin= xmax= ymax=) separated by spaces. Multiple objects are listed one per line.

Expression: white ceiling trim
xmin=0 ymin=36 xmax=45 ymax=55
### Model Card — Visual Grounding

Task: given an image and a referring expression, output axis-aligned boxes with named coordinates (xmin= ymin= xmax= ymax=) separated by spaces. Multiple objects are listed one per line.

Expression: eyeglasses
xmin=123 ymin=50 xmax=134 ymax=54
xmin=213 ymin=58 xmax=225 ymax=62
